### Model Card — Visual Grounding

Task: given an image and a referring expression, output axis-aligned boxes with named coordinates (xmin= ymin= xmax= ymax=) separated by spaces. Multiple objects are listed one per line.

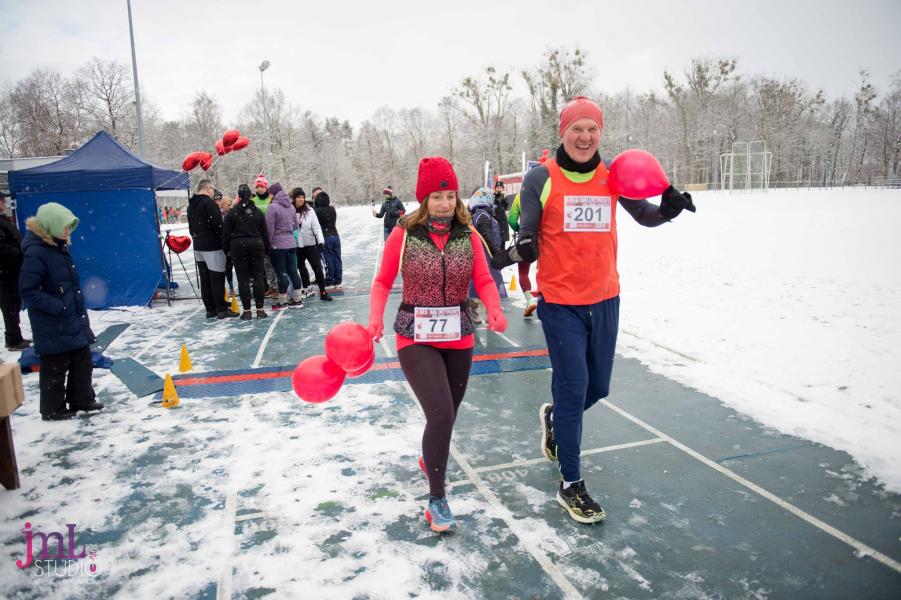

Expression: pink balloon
xmin=345 ymin=351 xmax=375 ymax=378
xmin=325 ymin=322 xmax=374 ymax=372
xmin=292 ymin=355 xmax=346 ymax=403
xmin=608 ymin=149 xmax=670 ymax=199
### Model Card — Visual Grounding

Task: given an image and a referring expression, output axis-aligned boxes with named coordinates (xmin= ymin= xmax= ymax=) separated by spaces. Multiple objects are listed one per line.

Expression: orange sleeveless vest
xmin=537 ymin=159 xmax=620 ymax=304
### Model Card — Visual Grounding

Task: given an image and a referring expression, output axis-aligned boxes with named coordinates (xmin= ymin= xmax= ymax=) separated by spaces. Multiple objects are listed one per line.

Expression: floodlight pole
xmin=259 ymin=60 xmax=271 ymax=176
xmin=126 ymin=0 xmax=146 ymax=157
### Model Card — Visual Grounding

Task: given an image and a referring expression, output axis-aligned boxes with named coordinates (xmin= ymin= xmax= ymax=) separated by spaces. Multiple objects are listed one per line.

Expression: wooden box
xmin=0 ymin=363 xmax=24 ymax=417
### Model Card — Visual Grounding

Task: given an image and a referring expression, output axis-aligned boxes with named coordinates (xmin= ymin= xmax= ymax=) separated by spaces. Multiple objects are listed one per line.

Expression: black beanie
xmin=237 ymin=184 xmax=252 ymax=202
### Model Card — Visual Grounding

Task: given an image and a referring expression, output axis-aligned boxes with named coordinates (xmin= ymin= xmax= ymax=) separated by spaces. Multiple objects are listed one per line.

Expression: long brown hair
xmin=402 ymin=193 xmax=471 ymax=230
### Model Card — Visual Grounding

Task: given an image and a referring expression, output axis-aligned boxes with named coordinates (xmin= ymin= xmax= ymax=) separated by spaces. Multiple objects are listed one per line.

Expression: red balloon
xmin=182 ymin=153 xmax=201 ymax=171
xmin=214 ymin=140 xmax=225 ymax=156
xmin=232 ymin=136 xmax=250 ymax=151
xmin=345 ymin=351 xmax=375 ymax=378
xmin=608 ymin=149 xmax=670 ymax=199
xmin=222 ymin=129 xmax=240 ymax=147
xmin=292 ymin=355 xmax=346 ymax=403
xmin=325 ymin=322 xmax=374 ymax=372
xmin=223 ymin=143 xmax=233 ymax=154
xmin=199 ymin=152 xmax=213 ymax=171
xmin=165 ymin=235 xmax=191 ymax=254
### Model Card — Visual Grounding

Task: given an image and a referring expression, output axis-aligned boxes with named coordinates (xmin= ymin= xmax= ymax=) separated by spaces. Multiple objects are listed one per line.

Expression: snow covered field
xmin=614 ymin=187 xmax=901 ymax=492
xmin=1 ymin=187 xmax=898 ymax=495
xmin=0 ymin=187 xmax=898 ymax=598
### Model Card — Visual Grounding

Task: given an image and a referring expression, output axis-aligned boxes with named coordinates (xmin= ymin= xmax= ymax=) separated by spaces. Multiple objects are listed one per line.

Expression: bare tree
xmin=522 ymin=47 xmax=590 ymax=151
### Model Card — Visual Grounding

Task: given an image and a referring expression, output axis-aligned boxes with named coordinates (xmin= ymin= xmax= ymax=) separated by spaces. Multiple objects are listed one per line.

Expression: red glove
xmin=368 ymin=320 xmax=384 ymax=341
xmin=486 ymin=309 xmax=507 ymax=333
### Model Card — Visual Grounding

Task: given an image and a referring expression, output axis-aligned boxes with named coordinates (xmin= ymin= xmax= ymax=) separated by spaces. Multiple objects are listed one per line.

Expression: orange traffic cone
xmin=179 ymin=344 xmax=193 ymax=373
xmin=230 ymin=295 xmax=239 ymax=313
xmin=508 ymin=274 xmax=518 ymax=291
xmin=162 ymin=373 xmax=180 ymax=408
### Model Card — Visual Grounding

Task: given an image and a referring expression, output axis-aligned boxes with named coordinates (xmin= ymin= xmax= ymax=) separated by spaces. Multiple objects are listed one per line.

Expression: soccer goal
xmin=720 ymin=141 xmax=772 ymax=192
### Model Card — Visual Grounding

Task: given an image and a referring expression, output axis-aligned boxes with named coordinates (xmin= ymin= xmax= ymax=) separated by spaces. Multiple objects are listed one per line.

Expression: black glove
xmin=493 ymin=233 xmax=539 ymax=269
xmin=318 ymin=243 xmax=325 ymax=252
xmin=659 ymin=186 xmax=696 ymax=220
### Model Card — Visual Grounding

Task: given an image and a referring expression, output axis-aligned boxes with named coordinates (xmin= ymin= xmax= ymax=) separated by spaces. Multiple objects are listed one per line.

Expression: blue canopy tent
xmin=8 ymin=131 xmax=189 ymax=308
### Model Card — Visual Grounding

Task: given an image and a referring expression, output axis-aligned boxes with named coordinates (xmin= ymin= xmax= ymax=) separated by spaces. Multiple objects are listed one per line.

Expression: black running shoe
xmin=556 ymin=480 xmax=606 ymax=524
xmin=539 ymin=403 xmax=557 ymax=461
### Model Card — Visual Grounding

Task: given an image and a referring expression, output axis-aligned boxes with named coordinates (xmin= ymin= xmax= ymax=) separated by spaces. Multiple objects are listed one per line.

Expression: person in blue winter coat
xmin=19 ymin=202 xmax=103 ymax=421
xmin=467 ymin=188 xmax=507 ymax=323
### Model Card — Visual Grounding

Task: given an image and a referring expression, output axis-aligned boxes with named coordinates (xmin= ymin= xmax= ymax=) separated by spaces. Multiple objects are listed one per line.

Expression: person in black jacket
xmin=222 ymin=185 xmax=270 ymax=320
xmin=313 ymin=190 xmax=342 ymax=286
xmin=0 ymin=193 xmax=30 ymax=351
xmin=19 ymin=202 xmax=103 ymax=421
xmin=372 ymin=187 xmax=405 ymax=240
xmin=492 ymin=180 xmax=510 ymax=244
xmin=187 ymin=179 xmax=237 ymax=319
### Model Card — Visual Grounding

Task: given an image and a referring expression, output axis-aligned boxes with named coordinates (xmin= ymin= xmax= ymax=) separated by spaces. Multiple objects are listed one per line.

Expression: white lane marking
xmin=252 ymin=309 xmax=287 ymax=368
xmin=217 ymin=397 xmax=255 ymax=600
xmin=401 ymin=381 xmax=584 ymax=600
xmin=234 ymin=511 xmax=266 ymax=523
xmin=134 ymin=307 xmax=203 ymax=360
xmin=473 ymin=438 xmax=666 ymax=474
xmin=600 ymin=399 xmax=901 ymax=574
xmin=492 ymin=330 xmax=520 ymax=347
xmin=379 ymin=338 xmax=395 ymax=357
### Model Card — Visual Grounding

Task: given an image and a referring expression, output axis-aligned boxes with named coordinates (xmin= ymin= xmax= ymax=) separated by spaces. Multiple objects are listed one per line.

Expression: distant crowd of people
xmin=187 ymin=175 xmax=344 ymax=320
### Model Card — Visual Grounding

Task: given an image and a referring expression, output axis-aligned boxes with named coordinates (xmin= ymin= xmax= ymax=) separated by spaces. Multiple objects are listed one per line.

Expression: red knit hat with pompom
xmin=415 ymin=157 xmax=458 ymax=203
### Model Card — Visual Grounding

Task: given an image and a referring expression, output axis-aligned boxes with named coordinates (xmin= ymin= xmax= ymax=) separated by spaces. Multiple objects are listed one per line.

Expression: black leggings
xmin=230 ymin=241 xmax=267 ymax=310
xmin=296 ymin=246 xmax=326 ymax=293
xmin=398 ymin=344 xmax=474 ymax=497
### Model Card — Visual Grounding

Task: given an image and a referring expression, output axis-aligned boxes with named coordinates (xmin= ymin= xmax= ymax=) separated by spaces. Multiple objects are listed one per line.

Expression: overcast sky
xmin=1 ymin=0 xmax=899 ymax=126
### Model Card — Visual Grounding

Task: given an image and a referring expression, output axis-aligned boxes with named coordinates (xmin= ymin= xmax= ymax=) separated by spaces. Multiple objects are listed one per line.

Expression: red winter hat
xmin=254 ymin=174 xmax=269 ymax=189
xmin=415 ymin=157 xmax=458 ymax=203
xmin=558 ymin=96 xmax=604 ymax=137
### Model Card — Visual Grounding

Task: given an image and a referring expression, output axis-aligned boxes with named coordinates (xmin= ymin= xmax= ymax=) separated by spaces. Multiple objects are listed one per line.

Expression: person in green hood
xmin=19 ymin=202 xmax=103 ymax=421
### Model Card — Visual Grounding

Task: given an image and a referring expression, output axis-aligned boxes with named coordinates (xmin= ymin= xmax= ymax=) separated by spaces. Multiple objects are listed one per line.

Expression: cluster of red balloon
xmin=291 ymin=322 xmax=375 ymax=403
xmin=214 ymin=128 xmax=250 ymax=156
xmin=608 ymin=149 xmax=670 ymax=199
xmin=181 ymin=129 xmax=251 ymax=172
xmin=181 ymin=151 xmax=213 ymax=172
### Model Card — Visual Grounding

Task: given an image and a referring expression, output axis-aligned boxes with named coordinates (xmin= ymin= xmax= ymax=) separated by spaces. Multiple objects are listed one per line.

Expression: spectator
xmin=223 ymin=184 xmax=270 ymax=320
xmin=19 ymin=202 xmax=103 ymax=421
xmin=372 ymin=186 xmax=406 ymax=240
xmin=187 ymin=179 xmax=237 ymax=319
xmin=292 ymin=188 xmax=332 ymax=302
xmin=506 ymin=193 xmax=537 ymax=317
xmin=313 ymin=190 xmax=342 ymax=287
xmin=0 ymin=192 xmax=30 ymax=351
xmin=216 ymin=192 xmax=235 ymax=297
xmin=264 ymin=183 xmax=305 ymax=310
xmin=467 ymin=188 xmax=507 ymax=323
xmin=493 ymin=180 xmax=510 ymax=243
xmin=252 ymin=174 xmax=278 ymax=298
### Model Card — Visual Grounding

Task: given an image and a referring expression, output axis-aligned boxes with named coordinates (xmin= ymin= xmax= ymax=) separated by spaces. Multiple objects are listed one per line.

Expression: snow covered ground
xmin=2 ymin=188 xmax=898 ymax=495
xmin=0 ymin=187 xmax=898 ymax=598
xmin=613 ymin=187 xmax=901 ymax=493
